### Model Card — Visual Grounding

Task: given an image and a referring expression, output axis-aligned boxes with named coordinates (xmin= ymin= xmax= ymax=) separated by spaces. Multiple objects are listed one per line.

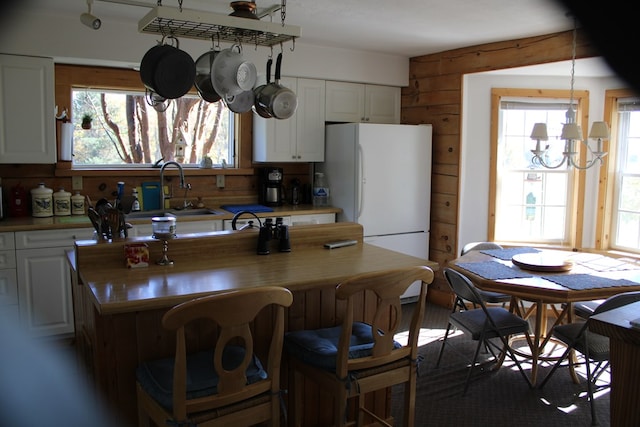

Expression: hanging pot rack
xmin=138 ymin=4 xmax=300 ymax=48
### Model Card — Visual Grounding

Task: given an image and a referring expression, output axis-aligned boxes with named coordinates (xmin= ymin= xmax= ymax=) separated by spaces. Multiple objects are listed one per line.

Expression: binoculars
xmin=257 ymin=217 xmax=291 ymax=255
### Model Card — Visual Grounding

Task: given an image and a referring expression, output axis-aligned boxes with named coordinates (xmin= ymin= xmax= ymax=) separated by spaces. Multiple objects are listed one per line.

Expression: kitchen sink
xmin=125 ymin=208 xmax=226 ymax=220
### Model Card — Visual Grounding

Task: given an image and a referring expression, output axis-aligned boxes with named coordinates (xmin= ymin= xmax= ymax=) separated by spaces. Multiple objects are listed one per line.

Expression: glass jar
xmin=30 ymin=183 xmax=53 ymax=218
xmin=152 ymin=216 xmax=176 ymax=239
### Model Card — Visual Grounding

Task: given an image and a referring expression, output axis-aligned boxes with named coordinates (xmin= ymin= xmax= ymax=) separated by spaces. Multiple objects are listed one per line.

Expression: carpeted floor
xmin=391 ymin=302 xmax=610 ymax=426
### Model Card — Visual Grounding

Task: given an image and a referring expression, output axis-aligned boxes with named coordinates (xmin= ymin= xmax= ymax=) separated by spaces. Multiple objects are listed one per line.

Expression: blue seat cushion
xmin=284 ymin=321 xmax=401 ymax=371
xmin=136 ymin=346 xmax=266 ymax=411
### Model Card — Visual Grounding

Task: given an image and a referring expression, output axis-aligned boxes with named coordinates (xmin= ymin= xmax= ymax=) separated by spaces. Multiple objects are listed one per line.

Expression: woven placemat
xmin=479 ymin=247 xmax=541 ymax=261
xmin=540 ymin=274 xmax=640 ymax=290
xmin=455 ymin=261 xmax=533 ymax=280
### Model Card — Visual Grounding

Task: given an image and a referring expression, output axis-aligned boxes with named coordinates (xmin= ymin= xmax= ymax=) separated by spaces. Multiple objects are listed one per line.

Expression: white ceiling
xmin=12 ymin=0 xmax=616 ymax=77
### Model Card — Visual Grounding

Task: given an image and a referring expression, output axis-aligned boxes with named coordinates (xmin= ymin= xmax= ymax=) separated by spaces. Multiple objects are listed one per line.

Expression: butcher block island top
xmin=71 ymin=222 xmax=437 ymax=426
xmin=74 ymin=222 xmax=437 ymax=315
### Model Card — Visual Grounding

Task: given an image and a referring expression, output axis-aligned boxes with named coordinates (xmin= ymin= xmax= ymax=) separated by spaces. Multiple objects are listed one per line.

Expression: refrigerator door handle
xmin=357 ymin=143 xmax=364 ymax=219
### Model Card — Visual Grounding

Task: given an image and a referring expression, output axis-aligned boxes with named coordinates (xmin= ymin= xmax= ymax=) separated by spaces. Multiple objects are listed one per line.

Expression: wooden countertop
xmin=0 ymin=205 xmax=340 ymax=232
xmin=590 ymin=301 xmax=640 ymax=345
xmin=72 ymin=222 xmax=438 ymax=315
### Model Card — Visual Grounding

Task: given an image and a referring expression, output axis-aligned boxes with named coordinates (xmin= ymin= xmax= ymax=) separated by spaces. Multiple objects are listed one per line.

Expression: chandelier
xmin=529 ymin=17 xmax=609 ymax=170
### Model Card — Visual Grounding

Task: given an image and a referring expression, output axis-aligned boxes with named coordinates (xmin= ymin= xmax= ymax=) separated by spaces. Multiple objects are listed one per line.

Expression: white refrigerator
xmin=317 ymin=123 xmax=432 ymax=302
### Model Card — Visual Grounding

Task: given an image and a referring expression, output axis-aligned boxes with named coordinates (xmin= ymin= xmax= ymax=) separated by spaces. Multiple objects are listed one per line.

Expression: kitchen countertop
xmin=73 ymin=222 xmax=436 ymax=315
xmin=0 ymin=204 xmax=341 ymax=232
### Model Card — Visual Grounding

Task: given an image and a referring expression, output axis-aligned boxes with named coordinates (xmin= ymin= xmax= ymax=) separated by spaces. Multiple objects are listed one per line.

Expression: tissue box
xmin=124 ymin=243 xmax=149 ymax=268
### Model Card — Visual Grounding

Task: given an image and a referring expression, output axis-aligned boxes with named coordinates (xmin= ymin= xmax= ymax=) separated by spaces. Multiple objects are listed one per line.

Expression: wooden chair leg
xmin=334 ymin=386 xmax=347 ymax=427
xmin=404 ymin=368 xmax=417 ymax=427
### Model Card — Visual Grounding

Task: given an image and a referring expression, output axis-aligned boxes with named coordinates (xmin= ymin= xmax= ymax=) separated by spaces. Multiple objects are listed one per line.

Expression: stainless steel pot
xmin=194 ymin=49 xmax=221 ymax=103
xmin=252 ymin=58 xmax=273 ymax=118
xmin=255 ymin=53 xmax=297 ymax=120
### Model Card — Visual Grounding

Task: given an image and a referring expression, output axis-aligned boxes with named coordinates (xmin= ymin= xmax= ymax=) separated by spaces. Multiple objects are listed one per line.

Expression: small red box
xmin=124 ymin=243 xmax=149 ymax=268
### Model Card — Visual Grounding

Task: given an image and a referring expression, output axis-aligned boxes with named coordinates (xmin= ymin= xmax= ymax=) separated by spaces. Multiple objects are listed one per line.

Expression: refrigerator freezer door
xmin=364 ymin=231 xmax=429 ymax=301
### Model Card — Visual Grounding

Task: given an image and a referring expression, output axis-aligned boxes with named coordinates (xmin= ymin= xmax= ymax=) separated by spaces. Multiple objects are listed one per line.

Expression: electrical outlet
xmin=72 ymin=176 xmax=83 ymax=190
xmin=216 ymin=174 xmax=225 ymax=188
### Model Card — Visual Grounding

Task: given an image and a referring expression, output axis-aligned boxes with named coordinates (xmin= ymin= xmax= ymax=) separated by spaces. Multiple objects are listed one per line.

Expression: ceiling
xmin=27 ymin=0 xmax=573 ymax=57
xmin=10 ymin=0 xmax=616 ymax=76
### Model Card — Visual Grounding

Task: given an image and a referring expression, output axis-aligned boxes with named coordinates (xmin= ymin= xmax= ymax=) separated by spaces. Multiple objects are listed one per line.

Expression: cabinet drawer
xmin=0 ymin=268 xmax=18 ymax=306
xmin=0 ymin=232 xmax=15 ymax=251
xmin=15 ymin=227 xmax=94 ymax=249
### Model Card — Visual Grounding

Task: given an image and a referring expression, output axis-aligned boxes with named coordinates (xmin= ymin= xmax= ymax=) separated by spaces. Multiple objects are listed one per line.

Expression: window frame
xmin=53 ymin=64 xmax=255 ymax=177
xmin=489 ymin=88 xmax=591 ymax=249
xmin=595 ymin=89 xmax=637 ymax=252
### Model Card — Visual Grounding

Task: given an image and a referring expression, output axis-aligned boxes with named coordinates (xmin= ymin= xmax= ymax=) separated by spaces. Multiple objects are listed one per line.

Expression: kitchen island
xmin=70 ymin=222 xmax=437 ymax=426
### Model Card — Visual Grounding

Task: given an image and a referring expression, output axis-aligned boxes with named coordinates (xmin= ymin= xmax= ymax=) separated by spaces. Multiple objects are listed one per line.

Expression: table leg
xmin=530 ymin=301 xmax=544 ymax=385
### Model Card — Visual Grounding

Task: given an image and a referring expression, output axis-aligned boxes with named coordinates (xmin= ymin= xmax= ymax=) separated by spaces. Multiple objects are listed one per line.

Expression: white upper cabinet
xmin=253 ymin=77 xmax=326 ymax=162
xmin=325 ymin=81 xmax=400 ymax=124
xmin=0 ymin=54 xmax=56 ymax=164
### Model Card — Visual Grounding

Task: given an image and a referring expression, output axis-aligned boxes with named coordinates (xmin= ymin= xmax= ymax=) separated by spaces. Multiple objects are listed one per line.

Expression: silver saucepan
xmin=256 ymin=52 xmax=297 ymax=120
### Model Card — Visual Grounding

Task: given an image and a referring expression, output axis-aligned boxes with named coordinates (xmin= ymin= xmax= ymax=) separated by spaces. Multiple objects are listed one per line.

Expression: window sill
xmin=55 ymin=166 xmax=255 ymax=177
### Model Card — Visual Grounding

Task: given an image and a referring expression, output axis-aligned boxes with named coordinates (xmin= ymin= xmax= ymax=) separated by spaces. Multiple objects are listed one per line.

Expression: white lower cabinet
xmin=129 ymin=219 xmax=223 ymax=237
xmin=15 ymin=228 xmax=94 ymax=337
xmin=223 ymin=216 xmax=291 ymax=231
xmin=290 ymin=213 xmax=336 ymax=226
xmin=0 ymin=232 xmax=18 ymax=324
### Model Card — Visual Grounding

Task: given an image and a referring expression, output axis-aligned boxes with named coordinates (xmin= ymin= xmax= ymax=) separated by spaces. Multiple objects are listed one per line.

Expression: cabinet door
xmin=253 ymin=77 xmax=325 ymax=162
xmin=0 ymin=54 xmax=56 ymax=164
xmin=294 ymin=78 xmax=325 ymax=161
xmin=325 ymin=81 xmax=365 ymax=122
xmin=16 ymin=246 xmax=74 ymax=337
xmin=253 ymin=76 xmax=297 ymax=162
xmin=364 ymin=85 xmax=401 ymax=124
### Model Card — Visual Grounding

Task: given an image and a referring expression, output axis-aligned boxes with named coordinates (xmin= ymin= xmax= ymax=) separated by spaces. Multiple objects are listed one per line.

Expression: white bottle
xmin=313 ymin=172 xmax=329 ymax=207
xmin=132 ymin=188 xmax=141 ymax=212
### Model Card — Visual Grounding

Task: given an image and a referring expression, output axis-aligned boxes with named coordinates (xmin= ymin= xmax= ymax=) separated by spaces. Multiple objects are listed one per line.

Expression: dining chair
xmin=538 ymin=291 xmax=640 ymax=426
xmin=283 ymin=265 xmax=434 ymax=427
xmin=436 ymin=268 xmax=533 ymax=394
xmin=459 ymin=242 xmax=514 ymax=308
xmin=136 ymin=286 xmax=293 ymax=427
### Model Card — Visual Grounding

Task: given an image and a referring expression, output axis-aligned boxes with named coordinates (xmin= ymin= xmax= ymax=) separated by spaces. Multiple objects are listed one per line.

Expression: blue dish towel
xmin=221 ymin=204 xmax=274 ymax=214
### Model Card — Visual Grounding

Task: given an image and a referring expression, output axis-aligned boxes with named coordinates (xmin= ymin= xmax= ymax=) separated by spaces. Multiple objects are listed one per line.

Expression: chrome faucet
xmin=159 ymin=161 xmax=191 ymax=210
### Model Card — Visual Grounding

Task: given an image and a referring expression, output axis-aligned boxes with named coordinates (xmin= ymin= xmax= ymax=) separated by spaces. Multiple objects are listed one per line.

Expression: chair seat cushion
xmin=477 ymin=289 xmax=511 ymax=304
xmin=450 ymin=307 xmax=529 ymax=340
xmin=284 ymin=321 xmax=401 ymax=371
xmin=136 ymin=346 xmax=266 ymax=411
xmin=553 ymin=322 xmax=610 ymax=361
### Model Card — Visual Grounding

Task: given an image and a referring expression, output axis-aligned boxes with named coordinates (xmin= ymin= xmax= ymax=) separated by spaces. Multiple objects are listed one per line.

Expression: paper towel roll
xmin=60 ymin=122 xmax=73 ymax=161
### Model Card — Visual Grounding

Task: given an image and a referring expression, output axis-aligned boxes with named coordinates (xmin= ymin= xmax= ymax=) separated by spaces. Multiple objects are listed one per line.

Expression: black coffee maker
xmin=260 ymin=167 xmax=284 ymax=206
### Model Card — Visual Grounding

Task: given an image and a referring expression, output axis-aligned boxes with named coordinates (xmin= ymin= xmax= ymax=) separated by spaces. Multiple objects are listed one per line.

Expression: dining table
xmin=449 ymin=246 xmax=640 ymax=385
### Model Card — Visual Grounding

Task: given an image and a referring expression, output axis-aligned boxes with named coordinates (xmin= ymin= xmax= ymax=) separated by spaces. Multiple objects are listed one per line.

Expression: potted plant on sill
xmin=81 ymin=113 xmax=93 ymax=130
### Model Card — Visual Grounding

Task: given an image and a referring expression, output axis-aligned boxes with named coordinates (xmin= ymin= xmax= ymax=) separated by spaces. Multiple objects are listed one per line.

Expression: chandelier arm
xmin=568 ymin=156 xmax=604 ymax=170
xmin=532 ymin=154 xmax=568 ymax=169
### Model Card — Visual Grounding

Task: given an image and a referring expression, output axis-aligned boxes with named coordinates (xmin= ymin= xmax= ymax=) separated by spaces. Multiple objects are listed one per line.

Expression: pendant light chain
xmin=567 ymin=16 xmax=577 ymax=124
xmin=281 ymin=0 xmax=286 ymax=26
